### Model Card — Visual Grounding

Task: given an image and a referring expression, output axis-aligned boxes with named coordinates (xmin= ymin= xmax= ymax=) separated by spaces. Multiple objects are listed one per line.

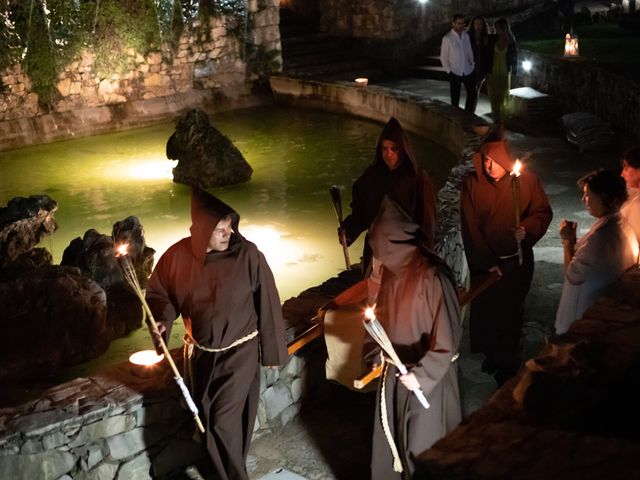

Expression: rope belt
xmin=182 ymin=330 xmax=259 ymax=396
xmin=379 ymin=352 xmax=460 ymax=474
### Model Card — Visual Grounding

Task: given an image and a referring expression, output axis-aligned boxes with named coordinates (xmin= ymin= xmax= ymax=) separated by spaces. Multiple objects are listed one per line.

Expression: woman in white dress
xmin=620 ymin=146 xmax=640 ymax=243
xmin=555 ymin=169 xmax=639 ymax=335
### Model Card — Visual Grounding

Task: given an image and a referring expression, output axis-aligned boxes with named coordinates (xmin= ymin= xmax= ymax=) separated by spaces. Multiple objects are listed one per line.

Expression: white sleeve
xmin=440 ymin=35 xmax=451 ymax=73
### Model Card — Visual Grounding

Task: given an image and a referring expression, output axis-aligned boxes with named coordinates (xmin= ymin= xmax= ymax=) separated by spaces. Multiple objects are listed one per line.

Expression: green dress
xmin=487 ymin=44 xmax=510 ymax=119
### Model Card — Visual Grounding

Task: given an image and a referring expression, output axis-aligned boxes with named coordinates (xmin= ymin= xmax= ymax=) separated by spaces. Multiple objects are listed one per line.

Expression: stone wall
xmin=0 ymin=0 xmax=281 ymax=151
xmin=0 ymin=347 xmax=323 ymax=479
xmin=519 ymin=50 xmax=640 ymax=140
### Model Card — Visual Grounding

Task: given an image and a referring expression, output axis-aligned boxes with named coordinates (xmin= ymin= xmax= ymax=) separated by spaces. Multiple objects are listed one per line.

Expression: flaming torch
xmin=363 ymin=306 xmax=430 ymax=409
xmin=510 ymin=159 xmax=523 ymax=266
xmin=115 ymin=244 xmax=205 ymax=433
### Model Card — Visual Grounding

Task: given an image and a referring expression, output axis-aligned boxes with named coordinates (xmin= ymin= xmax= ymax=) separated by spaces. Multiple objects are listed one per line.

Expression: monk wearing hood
xmin=367 ymin=196 xmax=462 ymax=479
xmin=146 ymin=188 xmax=287 ymax=480
xmin=341 ymin=117 xmax=437 ymax=274
xmin=460 ymin=137 xmax=552 ymax=386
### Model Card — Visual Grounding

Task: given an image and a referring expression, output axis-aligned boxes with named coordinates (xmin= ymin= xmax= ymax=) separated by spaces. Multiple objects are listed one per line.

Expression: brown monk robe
xmin=341 ymin=117 xmax=437 ymax=274
xmin=460 ymin=138 xmax=552 ymax=386
xmin=367 ymin=196 xmax=462 ymax=480
xmin=146 ymin=188 xmax=287 ymax=480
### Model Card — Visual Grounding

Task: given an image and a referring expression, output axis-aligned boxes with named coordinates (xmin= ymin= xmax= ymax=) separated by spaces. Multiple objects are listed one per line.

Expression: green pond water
xmin=0 ymin=105 xmax=456 ymax=379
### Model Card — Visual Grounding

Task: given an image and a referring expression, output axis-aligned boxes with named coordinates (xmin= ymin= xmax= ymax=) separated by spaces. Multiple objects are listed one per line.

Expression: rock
xmin=166 ymin=108 xmax=253 ymax=188
xmin=0 ymin=265 xmax=109 ymax=384
xmin=61 ymin=217 xmax=154 ymax=338
xmin=0 ymin=195 xmax=58 ymax=267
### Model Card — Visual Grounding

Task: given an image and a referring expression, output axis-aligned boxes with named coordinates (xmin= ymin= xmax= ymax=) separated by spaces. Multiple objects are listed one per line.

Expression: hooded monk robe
xmin=342 ymin=117 xmax=437 ymax=273
xmin=460 ymin=140 xmax=551 ymax=384
xmin=367 ymin=196 xmax=462 ymax=480
xmin=146 ymin=188 xmax=287 ymax=480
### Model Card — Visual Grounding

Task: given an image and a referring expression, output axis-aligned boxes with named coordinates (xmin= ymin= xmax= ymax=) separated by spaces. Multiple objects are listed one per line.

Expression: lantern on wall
xmin=564 ymin=32 xmax=579 ymax=57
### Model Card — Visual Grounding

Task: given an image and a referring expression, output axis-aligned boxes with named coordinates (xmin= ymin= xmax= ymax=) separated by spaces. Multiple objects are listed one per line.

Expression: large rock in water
xmin=62 ymin=216 xmax=155 ymax=339
xmin=0 ymin=265 xmax=108 ymax=384
xmin=166 ymin=108 xmax=253 ymax=188
xmin=0 ymin=195 xmax=58 ymax=268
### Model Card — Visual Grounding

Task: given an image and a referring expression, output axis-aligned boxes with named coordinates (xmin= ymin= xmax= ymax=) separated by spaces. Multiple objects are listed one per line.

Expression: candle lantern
xmin=564 ymin=32 xmax=579 ymax=57
xmin=354 ymin=77 xmax=368 ymax=87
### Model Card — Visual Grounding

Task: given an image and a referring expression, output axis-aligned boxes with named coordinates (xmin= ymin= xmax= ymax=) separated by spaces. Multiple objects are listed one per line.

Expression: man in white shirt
xmin=440 ymin=14 xmax=476 ymax=112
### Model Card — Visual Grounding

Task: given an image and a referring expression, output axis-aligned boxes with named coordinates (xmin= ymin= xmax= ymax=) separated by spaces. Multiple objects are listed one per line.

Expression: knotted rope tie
xmin=380 ymin=357 xmax=403 ymax=473
xmin=182 ymin=330 xmax=259 ymax=395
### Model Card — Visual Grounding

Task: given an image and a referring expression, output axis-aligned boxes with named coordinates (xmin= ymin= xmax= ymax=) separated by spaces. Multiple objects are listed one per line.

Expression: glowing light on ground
xmin=129 ymin=350 xmax=164 ymax=366
xmin=122 ymin=158 xmax=178 ymax=180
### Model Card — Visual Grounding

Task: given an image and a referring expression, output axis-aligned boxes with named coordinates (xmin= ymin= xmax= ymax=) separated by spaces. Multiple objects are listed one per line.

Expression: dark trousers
xmin=469 ymin=251 xmax=534 ymax=386
xmin=449 ymin=72 xmax=477 ymax=113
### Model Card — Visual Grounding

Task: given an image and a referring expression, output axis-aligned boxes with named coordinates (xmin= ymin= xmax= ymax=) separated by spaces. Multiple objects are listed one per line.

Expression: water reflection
xmin=0 ymin=105 xmax=456 ymax=377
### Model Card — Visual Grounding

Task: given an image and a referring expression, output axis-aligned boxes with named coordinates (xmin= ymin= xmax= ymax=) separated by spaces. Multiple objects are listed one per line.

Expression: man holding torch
xmin=365 ymin=196 xmax=462 ymax=479
xmin=339 ymin=117 xmax=437 ymax=276
xmin=460 ymin=135 xmax=552 ymax=386
xmin=145 ymin=187 xmax=287 ymax=480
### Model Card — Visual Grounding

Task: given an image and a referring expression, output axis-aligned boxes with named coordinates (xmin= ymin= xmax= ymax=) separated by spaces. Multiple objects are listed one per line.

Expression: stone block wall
xmin=0 ymin=1 xmax=281 ymax=150
xmin=0 ymin=347 xmax=323 ymax=479
xmin=519 ymin=50 xmax=640 ymax=140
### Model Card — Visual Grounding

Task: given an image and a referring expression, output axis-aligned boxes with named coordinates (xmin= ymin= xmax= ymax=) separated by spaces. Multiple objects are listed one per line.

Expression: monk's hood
xmin=368 ymin=196 xmax=422 ymax=273
xmin=375 ymin=117 xmax=419 ymax=173
xmin=189 ymin=187 xmax=241 ymax=264
xmin=472 ymin=139 xmax=516 ymax=177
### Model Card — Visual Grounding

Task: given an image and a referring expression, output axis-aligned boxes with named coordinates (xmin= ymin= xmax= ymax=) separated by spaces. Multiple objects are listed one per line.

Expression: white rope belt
xmin=182 ymin=330 xmax=259 ymax=402
xmin=184 ymin=329 xmax=259 ymax=354
xmin=379 ymin=357 xmax=404 ymax=473
xmin=379 ymin=352 xmax=459 ymax=473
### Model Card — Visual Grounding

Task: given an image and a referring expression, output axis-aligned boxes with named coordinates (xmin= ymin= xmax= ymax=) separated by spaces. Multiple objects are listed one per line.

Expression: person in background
xmin=486 ymin=17 xmax=518 ymax=121
xmin=620 ymin=146 xmax=640 ymax=244
xmin=146 ymin=188 xmax=287 ymax=480
xmin=460 ymin=135 xmax=552 ymax=387
xmin=366 ymin=196 xmax=462 ymax=480
xmin=555 ymin=169 xmax=638 ymax=334
xmin=468 ymin=16 xmax=490 ymax=113
xmin=440 ymin=13 xmax=476 ymax=112
xmin=340 ymin=117 xmax=437 ymax=276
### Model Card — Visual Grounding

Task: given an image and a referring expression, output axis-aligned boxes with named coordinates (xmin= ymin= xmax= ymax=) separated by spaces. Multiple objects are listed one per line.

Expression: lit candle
xmin=355 ymin=77 xmax=368 ymax=87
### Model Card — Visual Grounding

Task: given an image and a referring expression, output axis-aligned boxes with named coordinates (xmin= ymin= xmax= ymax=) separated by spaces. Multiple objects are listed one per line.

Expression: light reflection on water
xmin=0 ymin=105 xmax=456 ymax=378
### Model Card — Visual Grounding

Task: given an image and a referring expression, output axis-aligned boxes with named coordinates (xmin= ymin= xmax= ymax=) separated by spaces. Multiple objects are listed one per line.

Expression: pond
xmin=0 ymin=104 xmax=456 ymax=379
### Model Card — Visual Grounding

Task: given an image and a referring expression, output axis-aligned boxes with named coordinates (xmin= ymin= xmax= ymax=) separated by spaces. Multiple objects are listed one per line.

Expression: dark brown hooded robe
xmin=368 ymin=196 xmax=462 ymax=480
xmin=460 ymin=140 xmax=552 ymax=385
xmin=146 ymin=188 xmax=287 ymax=480
xmin=342 ymin=117 xmax=437 ymax=273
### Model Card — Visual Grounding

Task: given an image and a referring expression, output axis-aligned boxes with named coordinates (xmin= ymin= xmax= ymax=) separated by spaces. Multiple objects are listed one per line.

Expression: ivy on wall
xmin=0 ymin=0 xmax=280 ymax=105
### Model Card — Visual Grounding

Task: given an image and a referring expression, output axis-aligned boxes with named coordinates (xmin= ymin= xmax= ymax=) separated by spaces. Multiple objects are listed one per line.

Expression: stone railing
xmin=0 ymin=0 xmax=281 ymax=152
xmin=416 ymin=266 xmax=640 ymax=479
xmin=519 ymin=50 xmax=640 ymax=139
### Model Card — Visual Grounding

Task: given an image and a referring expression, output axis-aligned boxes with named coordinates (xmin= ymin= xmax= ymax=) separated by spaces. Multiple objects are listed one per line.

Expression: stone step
xmin=410 ymin=65 xmax=449 ymax=81
xmin=284 ymin=60 xmax=381 ymax=81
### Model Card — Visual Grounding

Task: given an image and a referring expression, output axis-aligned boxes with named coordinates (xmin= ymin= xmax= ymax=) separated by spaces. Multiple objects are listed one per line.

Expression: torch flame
xmin=129 ymin=349 xmax=164 ymax=366
xmin=115 ymin=243 xmax=129 ymax=257
xmin=511 ymin=159 xmax=522 ymax=177
xmin=364 ymin=306 xmax=376 ymax=321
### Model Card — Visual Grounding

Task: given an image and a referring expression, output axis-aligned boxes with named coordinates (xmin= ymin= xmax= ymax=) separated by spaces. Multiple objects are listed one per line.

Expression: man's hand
xmin=397 ymin=371 xmax=421 ymax=391
xmin=513 ymin=225 xmax=526 ymax=242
